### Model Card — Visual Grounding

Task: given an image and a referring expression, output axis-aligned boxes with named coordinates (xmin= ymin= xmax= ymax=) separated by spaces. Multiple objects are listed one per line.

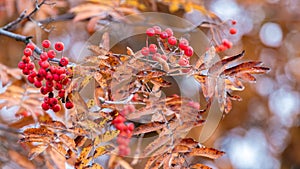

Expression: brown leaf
xmin=23 ymin=128 xmax=55 ymax=138
xmin=133 ymin=121 xmax=165 ymax=135
xmin=40 ymin=120 xmax=67 ymax=130
xmin=187 ymin=147 xmax=225 ymax=159
xmin=190 ymin=163 xmax=212 ymax=169
xmin=28 ymin=144 xmax=48 ymax=160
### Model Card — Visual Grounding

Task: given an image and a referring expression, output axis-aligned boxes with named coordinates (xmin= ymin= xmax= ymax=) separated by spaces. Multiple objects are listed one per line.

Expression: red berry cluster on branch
xmin=18 ymin=40 xmax=73 ymax=112
xmin=215 ymin=20 xmax=238 ymax=52
xmin=143 ymin=26 xmax=194 ymax=72
xmin=112 ymin=113 xmax=135 ymax=156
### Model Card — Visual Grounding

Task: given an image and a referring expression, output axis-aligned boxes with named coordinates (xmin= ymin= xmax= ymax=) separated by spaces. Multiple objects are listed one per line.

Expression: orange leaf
xmin=187 ymin=147 xmax=225 ymax=159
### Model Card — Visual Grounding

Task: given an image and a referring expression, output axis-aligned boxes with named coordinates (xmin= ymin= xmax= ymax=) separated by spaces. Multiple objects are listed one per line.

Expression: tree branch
xmin=1 ymin=0 xmax=48 ymax=31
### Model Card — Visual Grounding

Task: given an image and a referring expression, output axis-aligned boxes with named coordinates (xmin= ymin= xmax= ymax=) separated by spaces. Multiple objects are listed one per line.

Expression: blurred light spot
xmin=256 ymin=77 xmax=275 ymax=96
xmin=267 ymin=0 xmax=280 ymax=4
xmin=210 ymin=0 xmax=240 ymax=20
xmin=268 ymin=88 xmax=299 ymax=127
xmin=285 ymin=57 xmax=300 ymax=81
xmin=284 ymin=31 xmax=300 ymax=57
xmin=259 ymin=22 xmax=282 ymax=47
xmin=217 ymin=128 xmax=280 ymax=169
xmin=267 ymin=117 xmax=290 ymax=153
xmin=285 ymin=0 xmax=300 ymax=15
xmin=259 ymin=48 xmax=278 ymax=70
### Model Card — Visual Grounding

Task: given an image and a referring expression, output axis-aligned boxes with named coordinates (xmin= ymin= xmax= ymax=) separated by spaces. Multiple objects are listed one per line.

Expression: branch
xmin=0 ymin=28 xmax=75 ymax=66
xmin=1 ymin=0 xmax=48 ymax=31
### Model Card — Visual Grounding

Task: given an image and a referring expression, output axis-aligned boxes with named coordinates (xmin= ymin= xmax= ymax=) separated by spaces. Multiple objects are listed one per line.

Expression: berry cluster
xmin=112 ymin=115 xmax=135 ymax=156
xmin=18 ymin=40 xmax=74 ymax=112
xmin=142 ymin=26 xmax=194 ymax=72
xmin=215 ymin=20 xmax=238 ymax=52
xmin=112 ymin=105 xmax=136 ymax=156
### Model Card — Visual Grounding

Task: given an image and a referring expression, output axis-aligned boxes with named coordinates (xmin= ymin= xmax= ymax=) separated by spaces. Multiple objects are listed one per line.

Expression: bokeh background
xmin=0 ymin=0 xmax=299 ymax=169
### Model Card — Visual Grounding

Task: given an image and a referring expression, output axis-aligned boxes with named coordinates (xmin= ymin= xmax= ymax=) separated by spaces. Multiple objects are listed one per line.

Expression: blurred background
xmin=0 ymin=0 xmax=299 ymax=169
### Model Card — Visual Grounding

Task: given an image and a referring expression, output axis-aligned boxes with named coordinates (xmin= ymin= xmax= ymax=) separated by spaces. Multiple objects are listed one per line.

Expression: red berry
xmin=45 ymin=73 xmax=53 ymax=81
xmin=34 ymin=80 xmax=42 ymax=88
xmin=125 ymin=105 xmax=135 ymax=113
xmin=42 ymin=40 xmax=51 ymax=48
xmin=149 ymin=44 xmax=157 ymax=54
xmin=112 ymin=115 xmax=125 ymax=124
xmin=38 ymin=68 xmax=47 ymax=77
xmin=54 ymin=82 xmax=62 ymax=90
xmin=53 ymin=74 xmax=60 ymax=81
xmin=22 ymin=55 xmax=31 ymax=63
xmin=131 ymin=94 xmax=139 ymax=101
xmin=24 ymin=48 xmax=33 ymax=56
xmin=40 ymin=52 xmax=48 ymax=61
xmin=117 ymin=136 xmax=127 ymax=145
xmin=60 ymin=57 xmax=69 ymax=66
xmin=115 ymin=123 xmax=126 ymax=130
xmin=46 ymin=80 xmax=53 ymax=88
xmin=40 ymin=87 xmax=48 ymax=95
xmin=65 ymin=101 xmax=74 ymax=109
xmin=231 ymin=20 xmax=237 ymax=25
xmin=27 ymin=62 xmax=35 ymax=70
xmin=49 ymin=66 xmax=57 ymax=74
xmin=222 ymin=39 xmax=232 ymax=48
xmin=47 ymin=50 xmax=56 ymax=59
xmin=27 ymin=76 xmax=35 ymax=83
xmin=178 ymin=58 xmax=189 ymax=66
xmin=49 ymin=97 xmax=58 ymax=106
xmin=160 ymin=31 xmax=168 ymax=39
xmin=165 ymin=28 xmax=173 ymax=37
xmin=152 ymin=53 xmax=161 ymax=61
xmin=52 ymin=104 xmax=61 ymax=112
xmin=146 ymin=28 xmax=155 ymax=37
xmin=141 ymin=47 xmax=150 ymax=56
xmin=41 ymin=102 xmax=50 ymax=110
xmin=179 ymin=38 xmax=189 ymax=50
xmin=216 ymin=45 xmax=227 ymax=52
xmin=229 ymin=28 xmax=237 ymax=35
xmin=36 ymin=75 xmax=44 ymax=82
xmin=58 ymin=89 xmax=65 ymax=98
xmin=153 ymin=26 xmax=161 ymax=35
xmin=184 ymin=46 xmax=194 ymax=57
xmin=26 ymin=43 xmax=35 ymax=51
xmin=168 ymin=36 xmax=177 ymax=45
xmin=161 ymin=54 xmax=167 ymax=61
xmin=46 ymin=86 xmax=53 ymax=92
xmin=18 ymin=61 xmax=26 ymax=69
xmin=56 ymin=67 xmax=66 ymax=75
xmin=22 ymin=68 xmax=30 ymax=75
xmin=29 ymin=71 xmax=37 ymax=77
xmin=41 ymin=61 xmax=50 ymax=69
xmin=54 ymin=42 xmax=64 ymax=51
xmin=59 ymin=74 xmax=67 ymax=81
xmin=44 ymin=97 xmax=50 ymax=103
xmin=61 ymin=77 xmax=69 ymax=85
xmin=127 ymin=123 xmax=134 ymax=131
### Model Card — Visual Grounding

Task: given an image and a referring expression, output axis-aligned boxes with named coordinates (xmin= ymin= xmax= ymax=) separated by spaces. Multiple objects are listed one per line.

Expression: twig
xmin=2 ymin=10 xmax=27 ymax=30
xmin=1 ymin=0 xmax=48 ymax=31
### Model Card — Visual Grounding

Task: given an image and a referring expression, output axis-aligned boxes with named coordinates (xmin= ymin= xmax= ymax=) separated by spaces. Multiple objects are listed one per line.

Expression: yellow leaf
xmin=169 ymin=3 xmax=179 ymax=13
xmin=184 ymin=2 xmax=193 ymax=12
xmin=94 ymin=130 xmax=119 ymax=145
